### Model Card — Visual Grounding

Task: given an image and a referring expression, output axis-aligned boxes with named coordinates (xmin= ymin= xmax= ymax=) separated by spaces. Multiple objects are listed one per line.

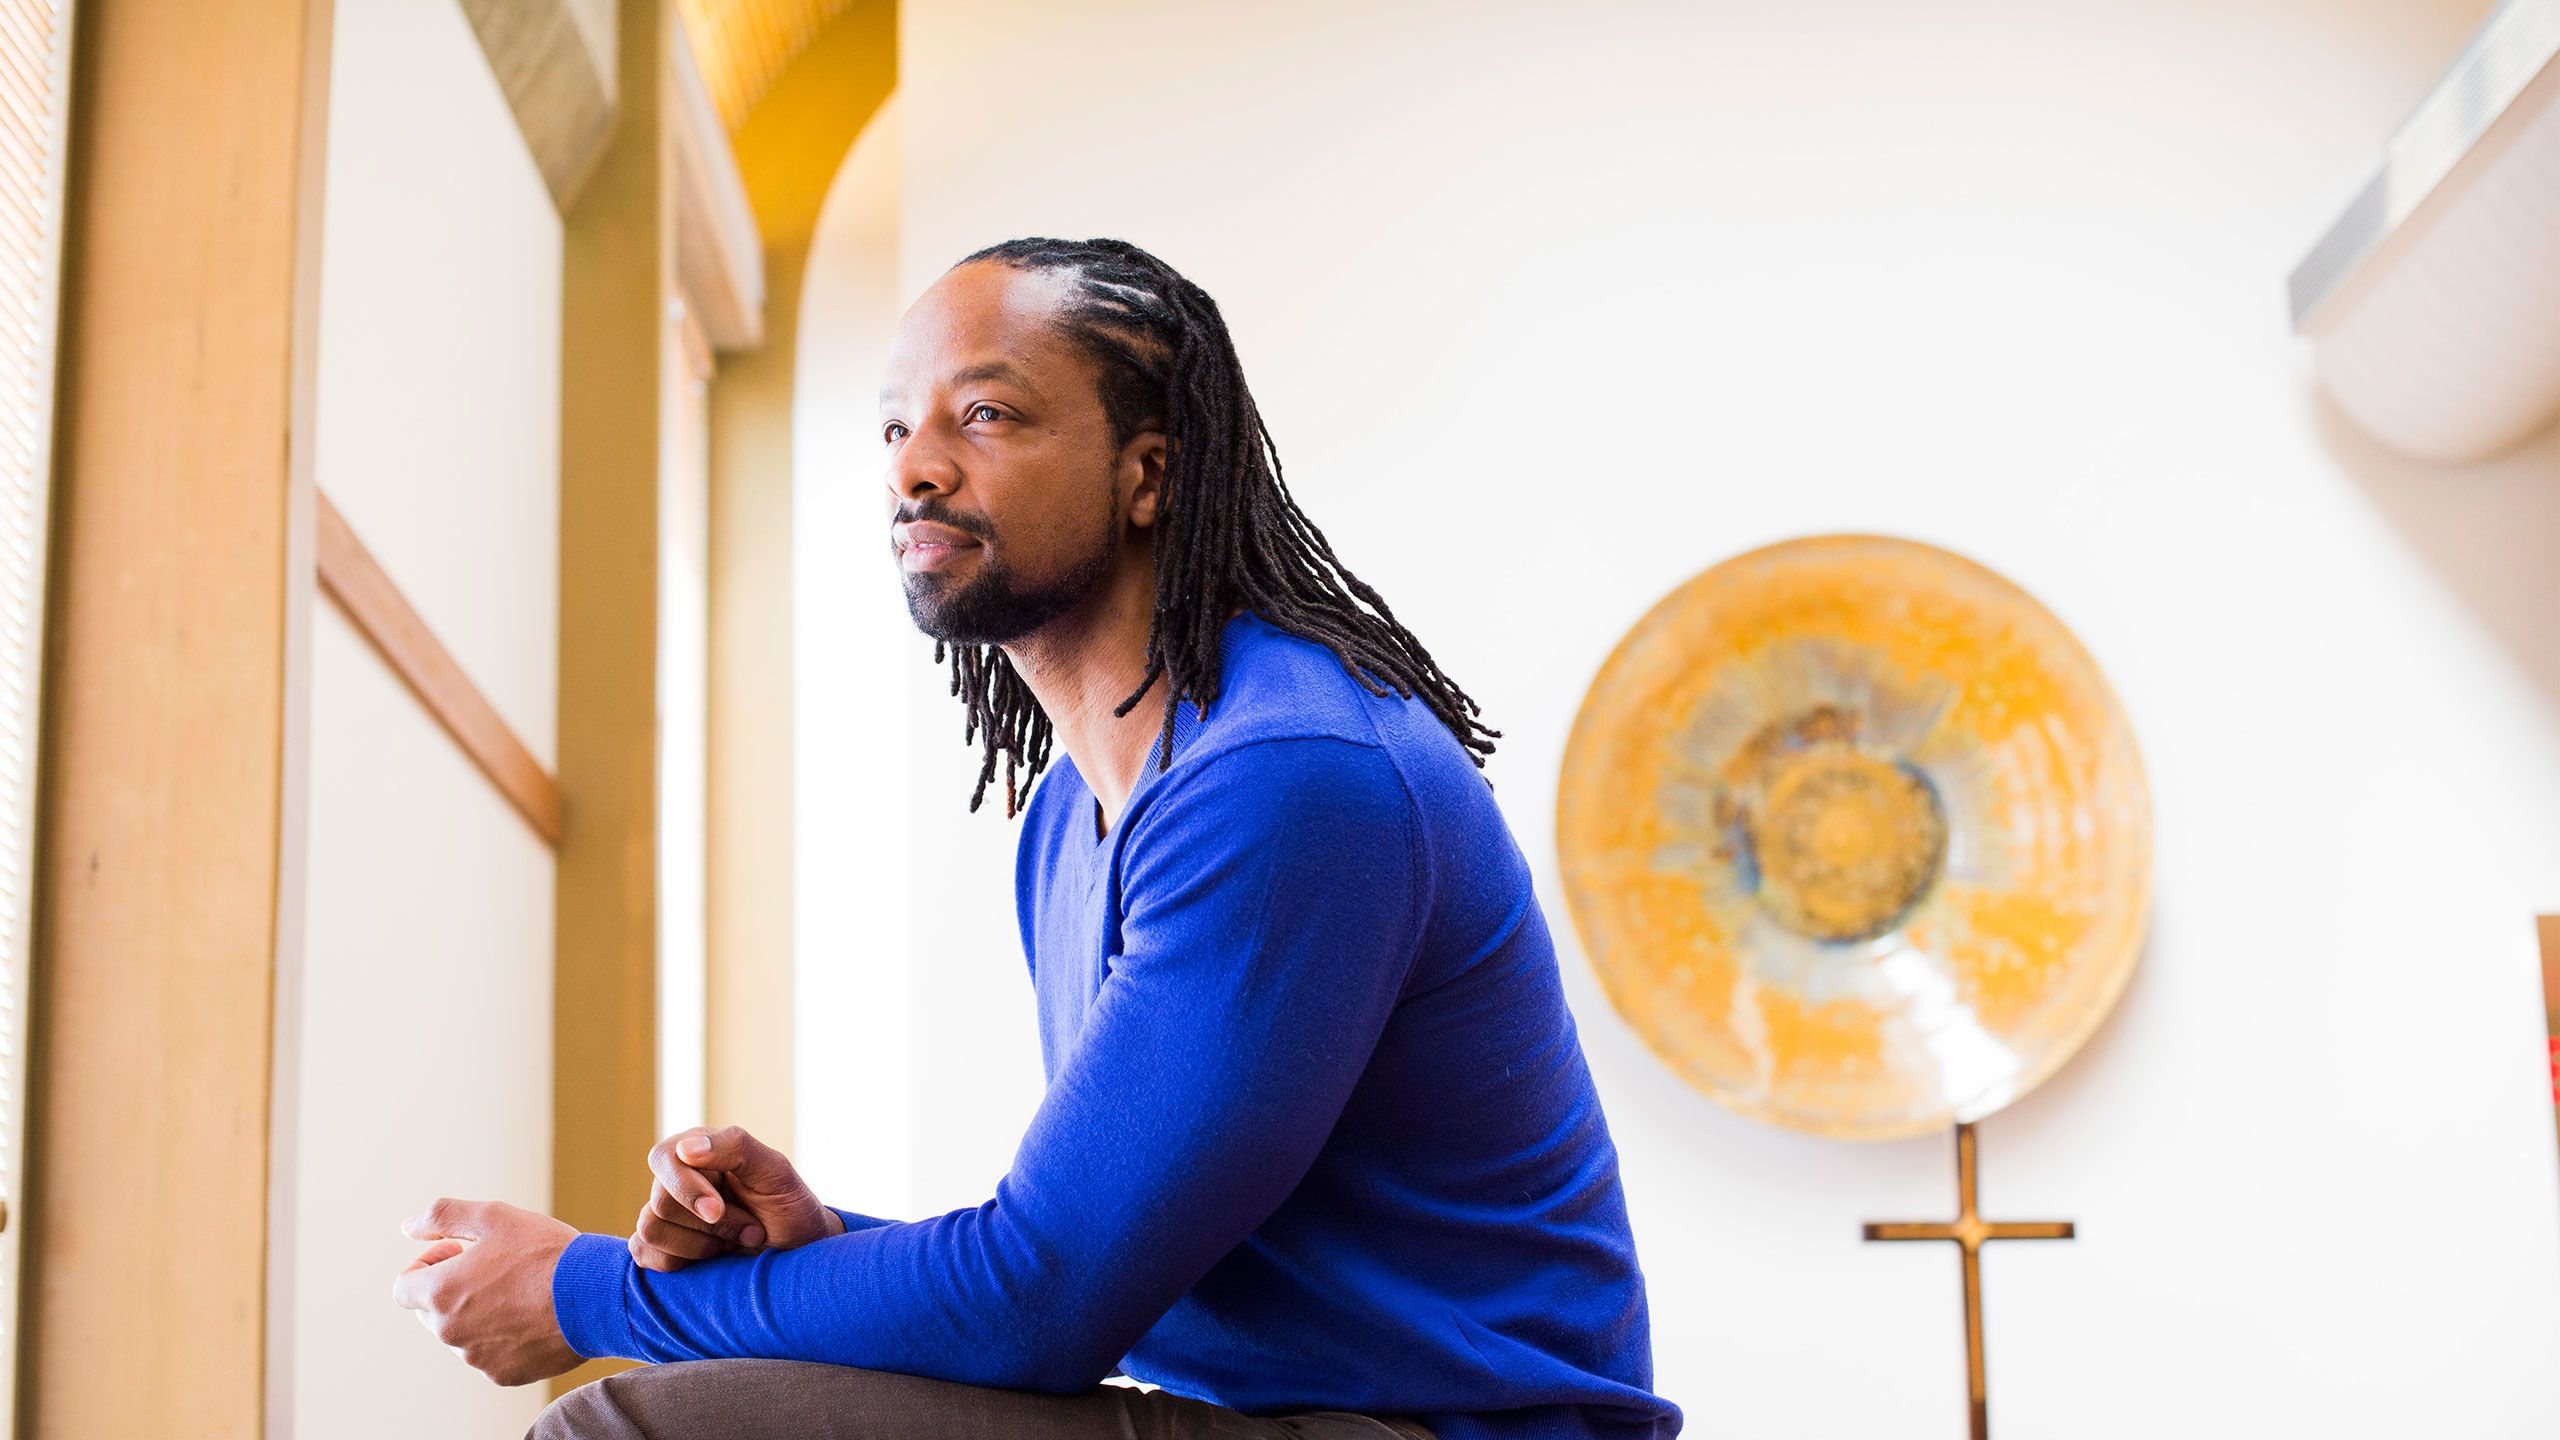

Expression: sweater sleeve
xmin=551 ymin=736 xmax=1426 ymax=1389
xmin=826 ymin=1207 xmax=898 ymax=1236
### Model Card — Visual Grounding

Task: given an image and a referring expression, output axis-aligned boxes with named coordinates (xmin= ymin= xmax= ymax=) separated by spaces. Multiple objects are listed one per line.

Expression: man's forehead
xmin=878 ymin=354 xmax=1042 ymax=407
xmin=879 ymin=266 xmax=1075 ymax=405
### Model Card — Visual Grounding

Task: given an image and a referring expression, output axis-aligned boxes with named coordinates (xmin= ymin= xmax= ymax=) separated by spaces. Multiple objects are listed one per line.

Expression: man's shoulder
xmin=1200 ymin=612 xmax=1457 ymax=759
xmin=1157 ymin=619 xmax=1413 ymax=803
xmin=1122 ymin=612 xmax=1498 ymax=852
xmin=1214 ymin=613 xmax=1496 ymax=803
xmin=1118 ymin=731 xmax=1426 ymax=930
xmin=1143 ymin=730 xmax=1410 ymax=836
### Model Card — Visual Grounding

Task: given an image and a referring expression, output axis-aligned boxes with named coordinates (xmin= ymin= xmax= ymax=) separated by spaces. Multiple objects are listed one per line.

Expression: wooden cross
xmin=1862 ymin=1123 xmax=2073 ymax=1440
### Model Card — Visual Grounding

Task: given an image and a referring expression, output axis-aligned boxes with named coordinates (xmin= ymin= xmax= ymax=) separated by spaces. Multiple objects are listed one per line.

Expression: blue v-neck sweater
xmin=552 ymin=611 xmax=1682 ymax=1440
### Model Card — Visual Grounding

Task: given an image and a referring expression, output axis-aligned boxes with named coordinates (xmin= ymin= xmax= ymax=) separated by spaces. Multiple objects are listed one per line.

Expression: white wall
xmin=793 ymin=1 xmax=2560 ymax=1433
xmin=290 ymin=0 xmax=562 ymax=1434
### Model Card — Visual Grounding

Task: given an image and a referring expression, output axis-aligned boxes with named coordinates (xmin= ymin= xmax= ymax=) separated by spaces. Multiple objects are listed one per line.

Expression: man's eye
xmin=882 ymin=421 xmax=908 ymax=443
xmin=968 ymin=404 xmax=1003 ymax=424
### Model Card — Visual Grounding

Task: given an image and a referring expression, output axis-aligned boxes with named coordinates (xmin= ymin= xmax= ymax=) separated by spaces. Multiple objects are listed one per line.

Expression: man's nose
xmin=886 ymin=420 xmax=958 ymax=505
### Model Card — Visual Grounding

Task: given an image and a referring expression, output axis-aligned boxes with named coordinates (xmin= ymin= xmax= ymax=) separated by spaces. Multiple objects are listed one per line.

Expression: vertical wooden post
xmin=553 ymin=0 xmax=668 ymax=1395
xmin=20 ymin=0 xmax=333 ymax=1434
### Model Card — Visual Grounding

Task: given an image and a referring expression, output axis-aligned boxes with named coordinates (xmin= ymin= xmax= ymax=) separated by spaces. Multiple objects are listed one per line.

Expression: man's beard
xmin=902 ymin=514 xmax=1118 ymax=647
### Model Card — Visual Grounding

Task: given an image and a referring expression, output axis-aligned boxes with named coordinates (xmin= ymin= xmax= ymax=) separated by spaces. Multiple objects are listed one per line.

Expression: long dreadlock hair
xmin=936 ymin=236 xmax=1499 ymax=816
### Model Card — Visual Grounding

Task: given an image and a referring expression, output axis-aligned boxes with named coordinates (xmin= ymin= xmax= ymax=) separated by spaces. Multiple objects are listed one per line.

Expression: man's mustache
xmin=891 ymin=499 xmax=994 ymax=543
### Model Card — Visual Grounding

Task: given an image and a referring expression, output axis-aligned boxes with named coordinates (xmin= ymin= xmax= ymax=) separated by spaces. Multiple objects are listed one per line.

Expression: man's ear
xmin=1121 ymin=429 xmax=1168 ymax=530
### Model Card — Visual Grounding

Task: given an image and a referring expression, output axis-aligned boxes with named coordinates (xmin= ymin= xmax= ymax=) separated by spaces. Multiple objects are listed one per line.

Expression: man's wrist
xmin=549 ymin=1231 xmax=640 ymax=1362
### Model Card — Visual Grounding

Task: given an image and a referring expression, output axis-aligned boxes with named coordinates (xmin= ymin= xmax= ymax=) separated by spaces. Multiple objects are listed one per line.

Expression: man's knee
xmin=526 ymin=1376 xmax=619 ymax=1440
xmin=525 ymin=1359 xmax=922 ymax=1440
xmin=526 ymin=1364 xmax=688 ymax=1440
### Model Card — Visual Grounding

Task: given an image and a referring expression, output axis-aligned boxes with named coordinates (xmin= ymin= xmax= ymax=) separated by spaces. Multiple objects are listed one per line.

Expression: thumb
xmin=676 ymin=1127 xmax=797 ymax=1193
xmin=401 ymin=1196 xmax=495 ymax=1243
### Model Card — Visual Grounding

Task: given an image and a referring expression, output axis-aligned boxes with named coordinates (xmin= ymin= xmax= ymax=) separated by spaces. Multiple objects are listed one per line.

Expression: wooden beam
xmin=21 ymin=0 xmax=333 ymax=1434
xmin=457 ymin=0 xmax=618 ymax=212
xmin=669 ymin=16 xmax=763 ymax=351
xmin=315 ymin=490 xmax=564 ymax=845
xmin=551 ymin=0 xmax=668 ymax=1398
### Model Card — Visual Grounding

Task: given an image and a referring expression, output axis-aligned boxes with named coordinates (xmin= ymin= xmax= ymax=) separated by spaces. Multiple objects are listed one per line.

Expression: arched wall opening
xmin=790 ymin=91 xmax=918 ymax=1214
xmin=698 ymin=0 xmax=894 ymax=1177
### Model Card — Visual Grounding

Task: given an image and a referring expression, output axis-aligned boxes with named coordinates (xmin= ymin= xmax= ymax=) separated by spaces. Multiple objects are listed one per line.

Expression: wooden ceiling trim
xmin=670 ymin=18 xmax=766 ymax=349
xmin=457 ymin=0 xmax=619 ymax=211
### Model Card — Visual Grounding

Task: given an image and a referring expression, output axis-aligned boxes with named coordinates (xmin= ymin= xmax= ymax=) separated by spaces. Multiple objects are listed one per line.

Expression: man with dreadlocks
xmin=401 ymin=239 xmax=1678 ymax=1440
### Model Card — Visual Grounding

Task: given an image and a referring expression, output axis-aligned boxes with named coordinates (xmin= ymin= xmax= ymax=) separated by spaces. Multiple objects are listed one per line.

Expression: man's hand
xmin=632 ymin=1124 xmax=844 ymax=1273
xmin=390 ymin=1198 xmax=581 ymax=1387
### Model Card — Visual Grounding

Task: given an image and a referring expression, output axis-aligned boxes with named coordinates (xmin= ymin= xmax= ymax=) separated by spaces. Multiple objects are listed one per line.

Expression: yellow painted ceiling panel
xmin=675 ymin=0 xmax=859 ymax=131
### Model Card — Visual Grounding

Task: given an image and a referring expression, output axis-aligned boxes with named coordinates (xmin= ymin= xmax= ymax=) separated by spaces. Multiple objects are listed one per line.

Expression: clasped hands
xmin=392 ymin=1125 xmax=843 ymax=1386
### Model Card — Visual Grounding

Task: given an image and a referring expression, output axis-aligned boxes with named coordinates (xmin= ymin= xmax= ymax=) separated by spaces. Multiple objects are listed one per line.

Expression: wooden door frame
xmin=20 ymin=1 xmax=335 ymax=1436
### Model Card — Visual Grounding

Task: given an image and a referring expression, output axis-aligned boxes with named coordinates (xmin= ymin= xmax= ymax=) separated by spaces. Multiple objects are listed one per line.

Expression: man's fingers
xmin=643 ymin=1177 xmax=760 ymax=1246
xmin=401 ymin=1238 xmax=467 ymax=1274
xmin=644 ymin=1181 xmax=720 ymax=1234
xmin=627 ymin=1223 xmax=714 ymax=1274
xmin=634 ymin=1201 xmax=732 ymax=1262
xmin=391 ymin=1252 xmax=447 ymax=1312
xmin=647 ymin=1136 xmax=733 ymax=1225
xmin=671 ymin=1125 xmax=792 ymax=1192
xmin=402 ymin=1196 xmax=494 ymax=1243
xmin=628 ymin=1238 xmax=701 ymax=1273
xmin=637 ymin=1225 xmax=726 ymax=1261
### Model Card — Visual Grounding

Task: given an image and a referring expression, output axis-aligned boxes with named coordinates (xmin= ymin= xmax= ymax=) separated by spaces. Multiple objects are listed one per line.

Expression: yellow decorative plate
xmin=1556 ymin=535 xmax=2151 ymax=1140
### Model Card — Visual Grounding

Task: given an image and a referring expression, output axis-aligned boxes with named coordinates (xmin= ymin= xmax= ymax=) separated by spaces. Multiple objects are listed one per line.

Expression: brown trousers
xmin=528 ymin=1360 xmax=1441 ymax=1440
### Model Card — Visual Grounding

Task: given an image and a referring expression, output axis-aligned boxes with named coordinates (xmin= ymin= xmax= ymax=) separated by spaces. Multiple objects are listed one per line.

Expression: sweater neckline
xmin=1084 ymin=696 xmax=1207 ymax=850
xmin=1064 ymin=609 xmax=1259 ymax=852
